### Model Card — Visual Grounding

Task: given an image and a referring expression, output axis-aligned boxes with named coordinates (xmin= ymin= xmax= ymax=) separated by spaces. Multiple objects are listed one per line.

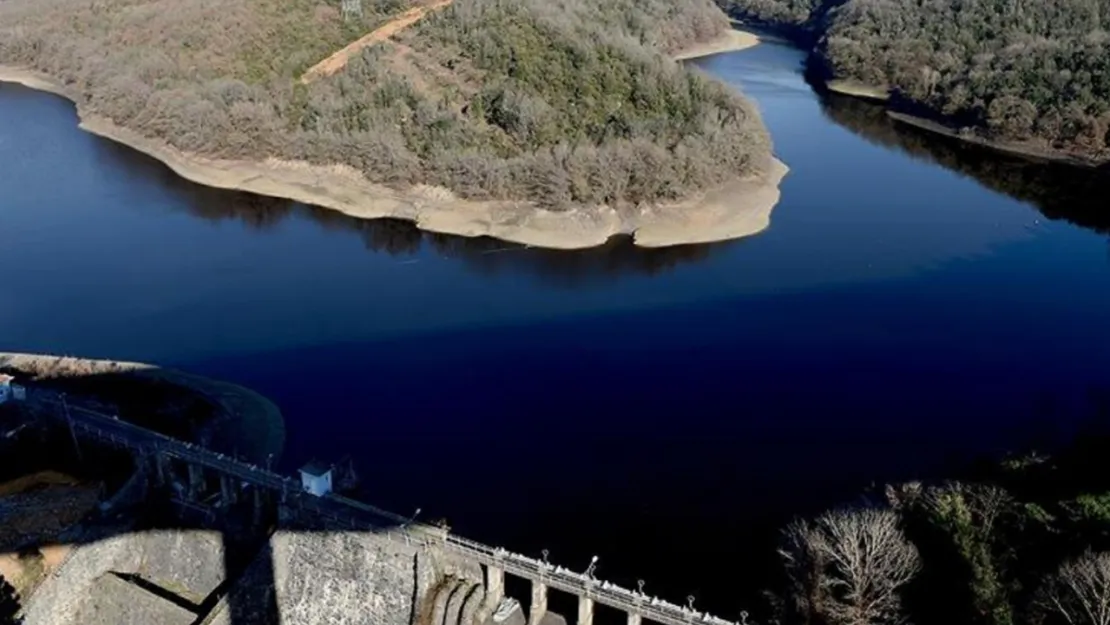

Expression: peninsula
xmin=0 ymin=0 xmax=786 ymax=249
xmin=718 ymin=0 xmax=1110 ymax=165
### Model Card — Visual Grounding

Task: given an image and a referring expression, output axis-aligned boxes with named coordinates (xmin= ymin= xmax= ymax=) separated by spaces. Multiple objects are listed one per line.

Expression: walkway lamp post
xmin=585 ymin=555 xmax=598 ymax=579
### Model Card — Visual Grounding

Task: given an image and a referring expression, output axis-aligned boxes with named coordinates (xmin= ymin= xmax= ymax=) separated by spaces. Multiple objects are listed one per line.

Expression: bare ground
xmin=826 ymin=79 xmax=890 ymax=102
xmin=673 ymin=28 xmax=762 ymax=60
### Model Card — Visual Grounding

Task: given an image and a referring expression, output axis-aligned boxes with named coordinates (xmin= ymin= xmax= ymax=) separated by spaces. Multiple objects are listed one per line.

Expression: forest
xmin=719 ymin=0 xmax=1110 ymax=161
xmin=0 ymin=0 xmax=773 ymax=210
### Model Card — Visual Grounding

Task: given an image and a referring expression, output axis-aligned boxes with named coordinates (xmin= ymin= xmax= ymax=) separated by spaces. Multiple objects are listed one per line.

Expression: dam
xmin=2 ymin=381 xmax=744 ymax=625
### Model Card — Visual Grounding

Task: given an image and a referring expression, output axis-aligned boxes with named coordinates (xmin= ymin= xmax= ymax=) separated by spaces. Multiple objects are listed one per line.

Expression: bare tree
xmin=780 ymin=508 xmax=921 ymax=625
xmin=961 ymin=484 xmax=1013 ymax=537
xmin=1037 ymin=551 xmax=1110 ymax=625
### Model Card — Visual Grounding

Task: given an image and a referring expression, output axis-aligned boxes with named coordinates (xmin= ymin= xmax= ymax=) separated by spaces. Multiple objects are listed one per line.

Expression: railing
xmin=25 ymin=392 xmax=738 ymax=625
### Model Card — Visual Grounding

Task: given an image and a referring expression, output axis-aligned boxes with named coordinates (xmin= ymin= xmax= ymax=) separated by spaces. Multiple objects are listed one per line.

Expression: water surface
xmin=3 ymin=41 xmax=1110 ymax=614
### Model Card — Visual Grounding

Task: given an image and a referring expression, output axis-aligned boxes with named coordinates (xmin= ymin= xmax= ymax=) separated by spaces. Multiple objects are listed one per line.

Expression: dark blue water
xmin=3 ymin=42 xmax=1110 ymax=613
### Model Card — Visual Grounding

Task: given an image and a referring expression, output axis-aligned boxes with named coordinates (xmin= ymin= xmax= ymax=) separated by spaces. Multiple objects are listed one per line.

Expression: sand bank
xmin=826 ymin=79 xmax=890 ymax=102
xmin=0 ymin=65 xmax=786 ymax=249
xmin=673 ymin=28 xmax=762 ymax=61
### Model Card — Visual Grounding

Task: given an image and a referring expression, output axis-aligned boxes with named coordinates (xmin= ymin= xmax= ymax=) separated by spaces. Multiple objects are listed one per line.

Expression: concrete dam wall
xmin=207 ymin=530 xmax=485 ymax=625
xmin=22 ymin=526 xmax=486 ymax=625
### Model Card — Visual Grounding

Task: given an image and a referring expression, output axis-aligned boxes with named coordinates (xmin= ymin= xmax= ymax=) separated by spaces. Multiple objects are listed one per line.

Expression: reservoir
xmin=3 ymin=41 xmax=1110 ymax=614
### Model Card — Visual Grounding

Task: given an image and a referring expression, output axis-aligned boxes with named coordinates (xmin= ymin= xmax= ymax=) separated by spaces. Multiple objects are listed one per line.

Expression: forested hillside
xmin=0 ymin=0 xmax=773 ymax=209
xmin=720 ymin=0 xmax=1110 ymax=162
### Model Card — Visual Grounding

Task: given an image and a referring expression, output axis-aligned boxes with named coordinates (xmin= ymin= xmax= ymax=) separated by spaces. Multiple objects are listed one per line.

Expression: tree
xmin=1037 ymin=551 xmax=1110 ymax=625
xmin=779 ymin=507 xmax=921 ymax=625
xmin=888 ymin=482 xmax=1016 ymax=625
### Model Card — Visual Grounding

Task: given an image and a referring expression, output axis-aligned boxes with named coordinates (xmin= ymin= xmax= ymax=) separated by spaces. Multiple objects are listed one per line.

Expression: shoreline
xmin=887 ymin=110 xmax=1106 ymax=167
xmin=766 ymin=27 xmax=1106 ymax=168
xmin=673 ymin=28 xmax=762 ymax=60
xmin=825 ymin=79 xmax=889 ymax=102
xmin=0 ymin=63 xmax=787 ymax=250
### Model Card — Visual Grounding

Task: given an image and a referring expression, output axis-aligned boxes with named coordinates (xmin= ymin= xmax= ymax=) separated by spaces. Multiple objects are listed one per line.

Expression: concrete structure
xmin=204 ymin=529 xmax=480 ymax=625
xmin=298 ymin=461 xmax=333 ymax=496
xmin=22 ymin=531 xmax=228 ymax=625
xmin=22 ymin=389 xmax=744 ymax=625
xmin=73 ymin=574 xmax=197 ymax=625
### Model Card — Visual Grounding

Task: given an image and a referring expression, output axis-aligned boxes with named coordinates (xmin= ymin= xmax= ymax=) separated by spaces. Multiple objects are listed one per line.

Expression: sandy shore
xmin=826 ymin=79 xmax=890 ymax=102
xmin=0 ymin=64 xmax=786 ymax=250
xmin=673 ymin=28 xmax=762 ymax=60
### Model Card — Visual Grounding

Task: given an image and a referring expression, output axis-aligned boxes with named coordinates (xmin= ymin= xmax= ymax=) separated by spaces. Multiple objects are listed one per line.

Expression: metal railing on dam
xmin=27 ymin=392 xmax=741 ymax=625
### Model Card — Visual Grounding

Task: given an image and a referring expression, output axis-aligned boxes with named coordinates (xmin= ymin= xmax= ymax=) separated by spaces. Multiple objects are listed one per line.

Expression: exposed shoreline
xmin=0 ymin=62 xmax=787 ymax=250
xmin=826 ymin=79 xmax=889 ymax=102
xmin=887 ymin=111 xmax=1107 ymax=167
xmin=673 ymin=28 xmax=762 ymax=60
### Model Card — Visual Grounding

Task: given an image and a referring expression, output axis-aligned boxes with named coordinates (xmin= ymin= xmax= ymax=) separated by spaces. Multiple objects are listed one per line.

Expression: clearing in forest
xmin=300 ymin=0 xmax=455 ymax=83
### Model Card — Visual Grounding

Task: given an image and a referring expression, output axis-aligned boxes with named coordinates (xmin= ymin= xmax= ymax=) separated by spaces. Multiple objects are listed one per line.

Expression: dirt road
xmin=300 ymin=0 xmax=455 ymax=84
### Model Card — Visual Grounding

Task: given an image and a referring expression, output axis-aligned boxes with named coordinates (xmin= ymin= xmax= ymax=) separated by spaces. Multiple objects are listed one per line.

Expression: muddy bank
xmin=0 ymin=351 xmax=284 ymax=464
xmin=0 ymin=65 xmax=787 ymax=250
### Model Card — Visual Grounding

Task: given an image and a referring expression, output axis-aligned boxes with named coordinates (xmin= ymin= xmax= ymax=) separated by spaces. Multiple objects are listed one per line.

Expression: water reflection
xmin=91 ymin=138 xmax=732 ymax=287
xmin=819 ymin=94 xmax=1110 ymax=234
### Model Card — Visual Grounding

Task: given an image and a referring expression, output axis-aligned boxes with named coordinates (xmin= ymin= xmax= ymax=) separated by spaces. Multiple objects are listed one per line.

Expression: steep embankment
xmin=0 ymin=0 xmax=787 ymax=248
xmin=718 ymin=0 xmax=1110 ymax=165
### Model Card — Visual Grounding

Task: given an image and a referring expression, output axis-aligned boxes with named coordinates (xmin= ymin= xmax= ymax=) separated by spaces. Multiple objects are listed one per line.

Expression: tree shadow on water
xmin=818 ymin=92 xmax=1110 ymax=236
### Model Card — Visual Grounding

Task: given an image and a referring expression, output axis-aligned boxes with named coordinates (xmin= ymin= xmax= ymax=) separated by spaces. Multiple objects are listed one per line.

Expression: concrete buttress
xmin=529 ymin=581 xmax=547 ymax=625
